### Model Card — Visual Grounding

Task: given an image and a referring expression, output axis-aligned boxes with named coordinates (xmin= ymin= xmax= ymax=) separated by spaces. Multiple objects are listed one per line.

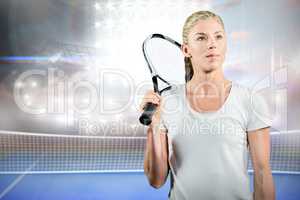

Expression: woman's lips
xmin=205 ymin=54 xmax=220 ymax=62
xmin=206 ymin=54 xmax=219 ymax=58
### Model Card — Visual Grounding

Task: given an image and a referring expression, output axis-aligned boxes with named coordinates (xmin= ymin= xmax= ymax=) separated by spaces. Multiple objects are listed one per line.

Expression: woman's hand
xmin=140 ymin=90 xmax=163 ymax=126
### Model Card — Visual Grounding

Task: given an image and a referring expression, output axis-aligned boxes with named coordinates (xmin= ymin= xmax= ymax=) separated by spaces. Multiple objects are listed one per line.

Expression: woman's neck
xmin=186 ymin=68 xmax=231 ymax=95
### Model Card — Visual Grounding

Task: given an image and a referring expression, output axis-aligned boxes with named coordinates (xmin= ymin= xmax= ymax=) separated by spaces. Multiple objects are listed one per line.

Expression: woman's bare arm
xmin=141 ymin=90 xmax=169 ymax=188
xmin=248 ymin=127 xmax=275 ymax=200
xmin=144 ymin=125 xmax=169 ymax=188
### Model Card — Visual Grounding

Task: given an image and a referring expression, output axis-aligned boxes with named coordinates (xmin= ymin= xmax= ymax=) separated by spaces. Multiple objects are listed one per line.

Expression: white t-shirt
xmin=159 ymin=82 xmax=272 ymax=200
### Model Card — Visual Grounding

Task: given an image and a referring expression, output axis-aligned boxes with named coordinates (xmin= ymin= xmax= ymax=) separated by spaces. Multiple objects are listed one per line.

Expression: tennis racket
xmin=139 ymin=33 xmax=185 ymax=126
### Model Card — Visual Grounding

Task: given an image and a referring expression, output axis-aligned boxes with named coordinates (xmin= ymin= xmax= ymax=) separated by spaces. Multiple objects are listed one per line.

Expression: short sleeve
xmin=246 ymin=92 xmax=272 ymax=132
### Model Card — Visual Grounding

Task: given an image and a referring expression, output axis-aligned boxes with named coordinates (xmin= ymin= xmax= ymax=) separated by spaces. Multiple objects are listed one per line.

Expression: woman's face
xmin=182 ymin=18 xmax=227 ymax=74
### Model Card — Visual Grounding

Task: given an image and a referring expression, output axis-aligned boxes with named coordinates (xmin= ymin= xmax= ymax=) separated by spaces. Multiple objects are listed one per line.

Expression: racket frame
xmin=142 ymin=33 xmax=182 ymax=94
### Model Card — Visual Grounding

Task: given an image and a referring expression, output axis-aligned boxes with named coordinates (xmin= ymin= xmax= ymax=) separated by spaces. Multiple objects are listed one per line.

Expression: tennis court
xmin=0 ymin=130 xmax=299 ymax=200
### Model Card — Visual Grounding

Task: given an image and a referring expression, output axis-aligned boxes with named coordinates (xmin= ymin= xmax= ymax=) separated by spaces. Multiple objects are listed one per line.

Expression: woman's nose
xmin=207 ymin=37 xmax=216 ymax=49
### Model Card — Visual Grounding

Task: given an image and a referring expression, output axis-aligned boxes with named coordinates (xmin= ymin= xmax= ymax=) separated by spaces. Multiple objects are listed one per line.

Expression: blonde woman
xmin=142 ymin=11 xmax=275 ymax=200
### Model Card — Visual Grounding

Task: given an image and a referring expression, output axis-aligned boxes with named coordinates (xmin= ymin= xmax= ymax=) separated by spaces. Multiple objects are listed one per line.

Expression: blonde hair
xmin=182 ymin=11 xmax=225 ymax=82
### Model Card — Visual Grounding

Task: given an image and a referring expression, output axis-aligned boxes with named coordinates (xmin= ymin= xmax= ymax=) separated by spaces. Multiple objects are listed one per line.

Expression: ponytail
xmin=184 ymin=57 xmax=193 ymax=82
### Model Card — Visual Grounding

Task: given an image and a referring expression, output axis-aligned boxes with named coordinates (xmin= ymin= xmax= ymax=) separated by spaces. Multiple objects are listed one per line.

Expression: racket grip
xmin=139 ymin=102 xmax=158 ymax=126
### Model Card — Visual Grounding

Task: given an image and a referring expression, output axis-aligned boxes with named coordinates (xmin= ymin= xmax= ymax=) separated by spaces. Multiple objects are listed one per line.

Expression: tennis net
xmin=0 ymin=130 xmax=299 ymax=174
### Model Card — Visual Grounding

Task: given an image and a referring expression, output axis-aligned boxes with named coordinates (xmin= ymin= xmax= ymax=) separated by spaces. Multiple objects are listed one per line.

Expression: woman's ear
xmin=181 ymin=44 xmax=192 ymax=58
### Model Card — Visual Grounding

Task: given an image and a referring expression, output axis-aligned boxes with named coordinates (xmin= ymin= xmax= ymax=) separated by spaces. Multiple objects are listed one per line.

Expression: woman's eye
xmin=216 ymin=35 xmax=223 ymax=39
xmin=196 ymin=36 xmax=206 ymax=41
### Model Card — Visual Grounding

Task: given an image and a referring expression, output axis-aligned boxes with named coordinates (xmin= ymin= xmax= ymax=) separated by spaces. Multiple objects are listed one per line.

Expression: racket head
xmin=143 ymin=34 xmax=186 ymax=94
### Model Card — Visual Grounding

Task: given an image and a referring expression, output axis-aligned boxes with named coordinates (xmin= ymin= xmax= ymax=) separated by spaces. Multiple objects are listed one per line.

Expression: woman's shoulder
xmin=233 ymin=82 xmax=269 ymax=99
xmin=232 ymin=82 xmax=271 ymax=111
xmin=232 ymin=82 xmax=251 ymax=95
xmin=230 ymin=82 xmax=254 ymax=109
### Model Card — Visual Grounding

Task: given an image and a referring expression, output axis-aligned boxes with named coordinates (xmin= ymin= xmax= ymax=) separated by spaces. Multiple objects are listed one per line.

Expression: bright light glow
xmin=49 ymin=53 xmax=62 ymax=63
xmin=24 ymin=94 xmax=30 ymax=100
xmin=95 ymin=22 xmax=101 ymax=28
xmin=99 ymin=118 xmax=108 ymax=124
xmin=40 ymin=108 xmax=47 ymax=113
xmin=104 ymin=19 xmax=114 ymax=29
xmin=106 ymin=2 xmax=115 ymax=10
xmin=55 ymin=115 xmax=66 ymax=123
xmin=26 ymin=100 xmax=32 ymax=106
xmin=115 ymin=113 xmax=123 ymax=120
xmin=95 ymin=42 xmax=101 ymax=48
xmin=275 ymin=91 xmax=286 ymax=105
xmin=82 ymin=98 xmax=90 ymax=104
xmin=94 ymin=2 xmax=100 ymax=10
xmin=130 ymin=124 xmax=137 ymax=129
xmin=16 ymin=82 xmax=24 ymax=88
xmin=31 ymin=81 xmax=37 ymax=87
xmin=201 ymin=3 xmax=212 ymax=10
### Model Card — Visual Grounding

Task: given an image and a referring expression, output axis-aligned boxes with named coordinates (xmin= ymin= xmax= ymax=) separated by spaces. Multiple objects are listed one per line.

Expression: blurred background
xmin=0 ymin=0 xmax=299 ymax=199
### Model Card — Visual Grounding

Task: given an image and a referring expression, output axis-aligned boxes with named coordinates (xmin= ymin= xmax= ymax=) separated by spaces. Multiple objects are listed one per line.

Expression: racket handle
xmin=139 ymin=102 xmax=157 ymax=126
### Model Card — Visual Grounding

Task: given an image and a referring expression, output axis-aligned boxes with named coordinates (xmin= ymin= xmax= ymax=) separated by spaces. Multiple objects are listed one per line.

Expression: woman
xmin=142 ymin=11 xmax=275 ymax=200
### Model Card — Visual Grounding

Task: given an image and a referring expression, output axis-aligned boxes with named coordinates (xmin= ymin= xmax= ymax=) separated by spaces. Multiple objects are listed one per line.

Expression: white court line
xmin=0 ymin=129 xmax=299 ymax=138
xmin=0 ymin=130 xmax=147 ymax=139
xmin=248 ymin=169 xmax=300 ymax=175
xmin=270 ymin=129 xmax=300 ymax=135
xmin=0 ymin=169 xmax=144 ymax=175
xmin=0 ymin=161 xmax=38 ymax=199
xmin=0 ymin=173 xmax=27 ymax=199
xmin=1 ymin=169 xmax=299 ymax=175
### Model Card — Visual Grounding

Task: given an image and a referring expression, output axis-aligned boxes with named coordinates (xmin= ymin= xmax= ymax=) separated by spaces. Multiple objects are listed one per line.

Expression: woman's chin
xmin=202 ymin=65 xmax=219 ymax=73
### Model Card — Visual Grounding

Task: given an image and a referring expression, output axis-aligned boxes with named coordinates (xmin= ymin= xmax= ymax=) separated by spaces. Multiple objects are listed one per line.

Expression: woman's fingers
xmin=140 ymin=91 xmax=161 ymax=111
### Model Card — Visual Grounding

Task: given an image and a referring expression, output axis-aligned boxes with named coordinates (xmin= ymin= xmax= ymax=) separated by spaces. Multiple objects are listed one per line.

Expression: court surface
xmin=0 ymin=172 xmax=299 ymax=200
